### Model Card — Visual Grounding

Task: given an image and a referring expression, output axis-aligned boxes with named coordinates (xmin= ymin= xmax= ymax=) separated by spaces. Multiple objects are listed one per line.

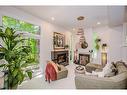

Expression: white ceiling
xmin=16 ymin=6 xmax=126 ymax=30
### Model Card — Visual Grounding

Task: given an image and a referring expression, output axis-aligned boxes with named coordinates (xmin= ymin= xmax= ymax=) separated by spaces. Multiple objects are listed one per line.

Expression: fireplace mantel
xmin=52 ymin=49 xmax=69 ymax=52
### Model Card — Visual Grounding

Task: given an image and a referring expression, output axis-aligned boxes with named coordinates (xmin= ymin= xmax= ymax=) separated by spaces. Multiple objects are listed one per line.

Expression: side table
xmin=75 ymin=65 xmax=85 ymax=74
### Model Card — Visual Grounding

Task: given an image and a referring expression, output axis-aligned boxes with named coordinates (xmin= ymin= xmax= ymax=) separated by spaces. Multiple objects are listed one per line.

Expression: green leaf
xmin=11 ymin=39 xmax=26 ymax=50
xmin=21 ymin=63 xmax=29 ymax=68
xmin=12 ymin=78 xmax=18 ymax=88
xmin=13 ymin=68 xmax=18 ymax=77
xmin=15 ymin=71 xmax=24 ymax=85
xmin=13 ymin=34 xmax=21 ymax=40
xmin=19 ymin=73 xmax=24 ymax=84
xmin=0 ymin=47 xmax=7 ymax=52
xmin=8 ymin=74 xmax=13 ymax=86
xmin=17 ymin=73 xmax=22 ymax=81
xmin=5 ymin=27 xmax=13 ymax=36
xmin=4 ymin=50 xmax=16 ymax=62
xmin=0 ymin=53 xmax=5 ymax=59
xmin=0 ymin=64 xmax=6 ymax=67
xmin=26 ymin=70 xmax=32 ymax=79
xmin=0 ymin=28 xmax=3 ymax=34
xmin=25 ymin=57 xmax=35 ymax=64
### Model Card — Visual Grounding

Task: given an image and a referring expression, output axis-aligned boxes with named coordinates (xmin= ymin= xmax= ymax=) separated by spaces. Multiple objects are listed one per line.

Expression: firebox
xmin=51 ymin=50 xmax=69 ymax=66
xmin=57 ymin=54 xmax=66 ymax=63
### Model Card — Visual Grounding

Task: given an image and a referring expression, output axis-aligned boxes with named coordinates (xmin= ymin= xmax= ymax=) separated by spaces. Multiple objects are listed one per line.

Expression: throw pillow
xmin=111 ymin=62 xmax=116 ymax=68
xmin=115 ymin=61 xmax=127 ymax=74
xmin=104 ymin=63 xmax=117 ymax=77
xmin=92 ymin=63 xmax=115 ymax=77
xmin=56 ymin=64 xmax=61 ymax=71
xmin=104 ymin=62 xmax=119 ymax=77
xmin=47 ymin=61 xmax=58 ymax=73
xmin=115 ymin=60 xmax=125 ymax=67
xmin=57 ymin=66 xmax=61 ymax=71
xmin=111 ymin=62 xmax=118 ymax=75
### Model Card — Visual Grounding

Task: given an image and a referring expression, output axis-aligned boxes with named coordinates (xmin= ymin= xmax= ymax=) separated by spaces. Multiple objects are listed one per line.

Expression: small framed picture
xmin=79 ymin=54 xmax=90 ymax=66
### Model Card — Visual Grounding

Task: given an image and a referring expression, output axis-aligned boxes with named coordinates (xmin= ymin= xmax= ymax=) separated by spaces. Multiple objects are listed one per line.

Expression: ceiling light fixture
xmin=76 ymin=16 xmax=88 ymax=49
xmin=51 ymin=17 xmax=55 ymax=21
xmin=97 ymin=22 xmax=101 ymax=25
xmin=72 ymin=28 xmax=76 ymax=31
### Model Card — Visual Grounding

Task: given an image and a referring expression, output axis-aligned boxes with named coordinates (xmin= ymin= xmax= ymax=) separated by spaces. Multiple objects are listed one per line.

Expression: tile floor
xmin=18 ymin=63 xmax=77 ymax=89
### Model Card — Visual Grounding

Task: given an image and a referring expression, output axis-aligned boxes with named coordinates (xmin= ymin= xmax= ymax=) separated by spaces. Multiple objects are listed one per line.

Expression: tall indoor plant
xmin=0 ymin=27 xmax=35 ymax=89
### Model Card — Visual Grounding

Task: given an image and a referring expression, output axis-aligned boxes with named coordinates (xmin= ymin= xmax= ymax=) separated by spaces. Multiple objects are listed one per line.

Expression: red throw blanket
xmin=45 ymin=63 xmax=57 ymax=83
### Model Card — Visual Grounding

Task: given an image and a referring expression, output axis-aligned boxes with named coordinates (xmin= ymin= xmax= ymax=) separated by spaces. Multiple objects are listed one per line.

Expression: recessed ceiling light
xmin=51 ymin=17 xmax=55 ymax=21
xmin=97 ymin=22 xmax=101 ymax=25
xmin=72 ymin=28 xmax=76 ymax=31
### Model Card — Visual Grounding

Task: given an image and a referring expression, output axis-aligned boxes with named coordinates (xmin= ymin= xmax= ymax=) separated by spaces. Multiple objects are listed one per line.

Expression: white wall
xmin=40 ymin=21 xmax=70 ymax=71
xmin=0 ymin=7 xmax=71 ymax=73
xmin=122 ymin=23 xmax=127 ymax=62
xmin=94 ymin=26 xmax=123 ymax=63
xmin=0 ymin=6 xmax=126 ymax=70
xmin=72 ymin=25 xmax=124 ymax=64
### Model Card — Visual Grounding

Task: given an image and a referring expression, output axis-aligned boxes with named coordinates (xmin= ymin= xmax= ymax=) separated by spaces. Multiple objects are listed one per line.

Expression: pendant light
xmin=76 ymin=16 xmax=88 ymax=49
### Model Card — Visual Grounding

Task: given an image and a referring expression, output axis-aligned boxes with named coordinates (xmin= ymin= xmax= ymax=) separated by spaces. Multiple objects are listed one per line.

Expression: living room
xmin=0 ymin=5 xmax=127 ymax=90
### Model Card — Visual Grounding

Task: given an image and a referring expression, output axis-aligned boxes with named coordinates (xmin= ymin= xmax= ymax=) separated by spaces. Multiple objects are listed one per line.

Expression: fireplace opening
xmin=57 ymin=54 xmax=66 ymax=63
xmin=51 ymin=50 xmax=69 ymax=66
xmin=78 ymin=54 xmax=90 ymax=66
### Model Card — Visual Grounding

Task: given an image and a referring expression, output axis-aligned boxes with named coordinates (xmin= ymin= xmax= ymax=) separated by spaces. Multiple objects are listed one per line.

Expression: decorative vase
xmin=81 ymin=41 xmax=88 ymax=49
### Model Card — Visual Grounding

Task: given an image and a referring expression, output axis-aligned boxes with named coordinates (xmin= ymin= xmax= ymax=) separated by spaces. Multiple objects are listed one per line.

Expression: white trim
xmin=122 ymin=23 xmax=127 ymax=46
xmin=18 ymin=31 xmax=41 ymax=40
xmin=0 ymin=15 xmax=2 ymax=26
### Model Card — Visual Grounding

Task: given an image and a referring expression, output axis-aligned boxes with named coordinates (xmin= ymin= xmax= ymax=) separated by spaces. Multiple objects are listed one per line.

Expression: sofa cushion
xmin=115 ymin=61 xmax=125 ymax=67
xmin=104 ymin=62 xmax=118 ymax=77
xmin=95 ymin=68 xmax=103 ymax=72
xmin=91 ymin=63 xmax=117 ymax=77
xmin=115 ymin=61 xmax=127 ymax=74
xmin=85 ymin=63 xmax=102 ymax=73
xmin=105 ymin=72 xmax=115 ymax=77
xmin=56 ymin=64 xmax=61 ymax=71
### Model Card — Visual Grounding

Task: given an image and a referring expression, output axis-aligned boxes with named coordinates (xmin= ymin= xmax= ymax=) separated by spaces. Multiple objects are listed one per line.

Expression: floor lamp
xmin=101 ymin=43 xmax=107 ymax=67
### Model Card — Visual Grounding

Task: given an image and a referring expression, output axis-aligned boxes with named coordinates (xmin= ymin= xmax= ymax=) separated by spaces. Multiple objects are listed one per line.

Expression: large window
xmin=2 ymin=16 xmax=40 ymax=34
xmin=2 ymin=16 xmax=40 ymax=66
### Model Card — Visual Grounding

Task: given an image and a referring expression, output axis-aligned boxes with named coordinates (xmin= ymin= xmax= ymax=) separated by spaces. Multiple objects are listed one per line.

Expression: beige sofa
xmin=75 ymin=62 xmax=127 ymax=89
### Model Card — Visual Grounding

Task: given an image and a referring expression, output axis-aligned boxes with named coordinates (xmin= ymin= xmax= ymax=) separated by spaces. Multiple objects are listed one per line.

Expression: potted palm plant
xmin=0 ymin=27 xmax=35 ymax=89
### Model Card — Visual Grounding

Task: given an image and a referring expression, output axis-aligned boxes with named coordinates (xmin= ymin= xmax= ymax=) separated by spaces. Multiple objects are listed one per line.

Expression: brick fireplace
xmin=51 ymin=50 xmax=69 ymax=66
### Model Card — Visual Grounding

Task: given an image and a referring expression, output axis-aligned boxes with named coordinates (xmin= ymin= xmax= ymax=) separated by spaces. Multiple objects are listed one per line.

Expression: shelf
xmin=52 ymin=49 xmax=69 ymax=52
